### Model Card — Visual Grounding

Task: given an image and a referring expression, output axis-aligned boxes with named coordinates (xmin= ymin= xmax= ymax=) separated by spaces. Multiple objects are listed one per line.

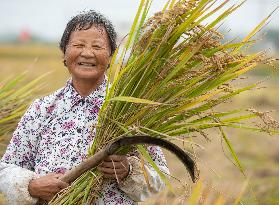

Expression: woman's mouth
xmin=78 ymin=62 xmax=96 ymax=67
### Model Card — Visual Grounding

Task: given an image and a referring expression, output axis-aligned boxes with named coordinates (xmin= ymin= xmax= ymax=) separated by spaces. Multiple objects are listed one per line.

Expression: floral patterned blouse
xmin=0 ymin=78 xmax=169 ymax=205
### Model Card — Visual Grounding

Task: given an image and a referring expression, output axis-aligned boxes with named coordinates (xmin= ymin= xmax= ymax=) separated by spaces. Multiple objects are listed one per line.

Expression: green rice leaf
xmin=110 ymin=96 xmax=162 ymax=105
xmin=218 ymin=126 xmax=245 ymax=176
xmin=187 ymin=180 xmax=202 ymax=205
xmin=137 ymin=144 xmax=174 ymax=193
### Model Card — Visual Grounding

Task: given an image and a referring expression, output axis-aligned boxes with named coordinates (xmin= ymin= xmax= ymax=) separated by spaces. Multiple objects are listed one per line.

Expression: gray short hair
xmin=59 ymin=10 xmax=117 ymax=55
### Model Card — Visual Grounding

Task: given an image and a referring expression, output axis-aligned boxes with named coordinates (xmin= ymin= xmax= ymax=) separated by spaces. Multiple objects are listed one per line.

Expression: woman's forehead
xmin=75 ymin=23 xmax=107 ymax=34
xmin=69 ymin=25 xmax=109 ymax=41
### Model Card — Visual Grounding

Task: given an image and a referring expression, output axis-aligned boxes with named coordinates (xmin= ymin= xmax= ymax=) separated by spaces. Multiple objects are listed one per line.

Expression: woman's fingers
xmin=102 ymin=173 xmax=127 ymax=179
xmin=100 ymin=161 xmax=127 ymax=169
xmin=57 ymin=180 xmax=69 ymax=189
xmin=103 ymin=155 xmax=126 ymax=162
xmin=97 ymin=166 xmax=127 ymax=180
xmin=98 ymin=166 xmax=125 ymax=175
xmin=98 ymin=155 xmax=130 ymax=180
xmin=101 ymin=155 xmax=129 ymax=170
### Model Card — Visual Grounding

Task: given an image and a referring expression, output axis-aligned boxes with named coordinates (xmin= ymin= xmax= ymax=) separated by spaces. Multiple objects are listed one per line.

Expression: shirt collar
xmin=62 ymin=76 xmax=107 ymax=109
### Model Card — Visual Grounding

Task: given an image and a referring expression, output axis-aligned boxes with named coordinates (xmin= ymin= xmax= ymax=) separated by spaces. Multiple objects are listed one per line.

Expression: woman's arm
xmin=0 ymin=100 xmax=41 ymax=205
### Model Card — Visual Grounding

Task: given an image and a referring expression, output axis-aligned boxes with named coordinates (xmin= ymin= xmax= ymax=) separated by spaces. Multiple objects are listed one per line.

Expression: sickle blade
xmin=109 ymin=135 xmax=199 ymax=183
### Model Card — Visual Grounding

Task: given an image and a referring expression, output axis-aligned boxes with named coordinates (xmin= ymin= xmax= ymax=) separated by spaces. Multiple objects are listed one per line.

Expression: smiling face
xmin=64 ymin=25 xmax=111 ymax=83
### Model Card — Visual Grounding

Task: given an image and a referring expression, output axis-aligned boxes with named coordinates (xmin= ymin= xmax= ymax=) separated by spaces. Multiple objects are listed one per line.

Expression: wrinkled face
xmin=64 ymin=25 xmax=111 ymax=82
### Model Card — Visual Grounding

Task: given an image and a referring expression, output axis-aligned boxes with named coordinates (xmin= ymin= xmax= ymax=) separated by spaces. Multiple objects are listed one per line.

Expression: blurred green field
xmin=0 ymin=44 xmax=278 ymax=205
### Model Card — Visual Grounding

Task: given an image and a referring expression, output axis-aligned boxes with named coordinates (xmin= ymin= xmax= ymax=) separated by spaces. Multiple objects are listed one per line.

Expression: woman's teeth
xmin=78 ymin=62 xmax=96 ymax=66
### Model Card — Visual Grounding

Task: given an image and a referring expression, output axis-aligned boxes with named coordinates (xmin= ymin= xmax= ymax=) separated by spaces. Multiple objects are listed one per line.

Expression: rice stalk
xmin=50 ymin=0 xmax=278 ymax=204
xmin=0 ymin=73 xmax=47 ymax=140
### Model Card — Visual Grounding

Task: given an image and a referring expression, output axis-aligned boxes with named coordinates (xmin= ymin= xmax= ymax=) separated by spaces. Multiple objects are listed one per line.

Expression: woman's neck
xmin=72 ymin=76 xmax=104 ymax=97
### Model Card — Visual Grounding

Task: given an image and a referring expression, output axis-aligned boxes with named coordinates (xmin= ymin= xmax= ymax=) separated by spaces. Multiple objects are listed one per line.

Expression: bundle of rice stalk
xmin=50 ymin=0 xmax=279 ymax=204
xmin=0 ymin=73 xmax=46 ymax=141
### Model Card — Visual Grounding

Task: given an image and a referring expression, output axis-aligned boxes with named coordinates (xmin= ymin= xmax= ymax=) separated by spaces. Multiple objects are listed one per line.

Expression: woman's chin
xmin=73 ymin=72 xmax=105 ymax=82
xmin=71 ymin=66 xmax=105 ymax=78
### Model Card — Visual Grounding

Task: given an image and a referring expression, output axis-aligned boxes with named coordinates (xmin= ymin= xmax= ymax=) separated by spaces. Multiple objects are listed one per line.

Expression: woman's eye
xmin=73 ymin=44 xmax=84 ymax=48
xmin=92 ymin=45 xmax=102 ymax=49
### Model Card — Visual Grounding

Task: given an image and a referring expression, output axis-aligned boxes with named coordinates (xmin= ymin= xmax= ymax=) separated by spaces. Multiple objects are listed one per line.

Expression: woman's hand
xmin=98 ymin=155 xmax=129 ymax=181
xmin=28 ymin=173 xmax=69 ymax=201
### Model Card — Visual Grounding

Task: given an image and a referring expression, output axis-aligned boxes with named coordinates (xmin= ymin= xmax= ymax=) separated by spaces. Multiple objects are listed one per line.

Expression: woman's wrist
xmin=28 ymin=174 xmax=40 ymax=198
xmin=28 ymin=179 xmax=38 ymax=198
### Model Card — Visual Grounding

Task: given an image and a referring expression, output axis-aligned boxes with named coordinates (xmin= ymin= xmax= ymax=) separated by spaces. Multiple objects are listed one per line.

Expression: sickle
xmin=37 ymin=135 xmax=199 ymax=205
xmin=61 ymin=135 xmax=199 ymax=183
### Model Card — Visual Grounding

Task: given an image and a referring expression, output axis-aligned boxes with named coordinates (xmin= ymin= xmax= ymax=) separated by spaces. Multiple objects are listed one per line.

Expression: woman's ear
xmin=105 ymin=54 xmax=112 ymax=70
xmin=63 ymin=59 xmax=67 ymax=67
xmin=63 ymin=52 xmax=67 ymax=67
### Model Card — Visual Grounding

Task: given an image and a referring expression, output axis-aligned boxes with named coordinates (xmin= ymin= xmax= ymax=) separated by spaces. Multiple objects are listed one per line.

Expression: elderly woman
xmin=0 ymin=10 xmax=169 ymax=205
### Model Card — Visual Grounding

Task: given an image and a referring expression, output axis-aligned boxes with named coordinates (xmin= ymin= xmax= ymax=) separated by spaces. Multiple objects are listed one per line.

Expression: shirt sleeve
xmin=118 ymin=146 xmax=170 ymax=202
xmin=0 ymin=100 xmax=41 ymax=205
xmin=0 ymin=162 xmax=38 ymax=205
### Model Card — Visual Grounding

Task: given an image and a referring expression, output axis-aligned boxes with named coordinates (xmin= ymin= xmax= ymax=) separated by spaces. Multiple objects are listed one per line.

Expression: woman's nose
xmin=80 ymin=46 xmax=95 ymax=58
